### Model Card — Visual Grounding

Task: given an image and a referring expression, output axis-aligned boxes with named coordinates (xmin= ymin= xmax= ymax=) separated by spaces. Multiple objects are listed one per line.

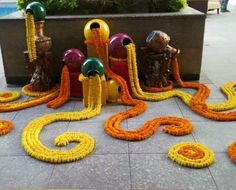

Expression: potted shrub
xmin=17 ymin=0 xmax=187 ymax=14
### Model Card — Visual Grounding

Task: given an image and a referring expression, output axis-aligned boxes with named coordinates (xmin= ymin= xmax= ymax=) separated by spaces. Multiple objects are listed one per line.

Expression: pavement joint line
xmin=128 ymin=143 xmax=133 ymax=190
xmin=0 ymin=152 xmax=228 ymax=157
xmin=208 ymin=167 xmax=220 ymax=190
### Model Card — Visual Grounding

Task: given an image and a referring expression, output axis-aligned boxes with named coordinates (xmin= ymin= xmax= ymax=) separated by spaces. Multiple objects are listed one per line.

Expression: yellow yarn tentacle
xmin=22 ymin=75 xmax=102 ymax=163
xmin=126 ymin=44 xmax=236 ymax=112
xmin=0 ymin=90 xmax=59 ymax=112
xmin=0 ymin=91 xmax=21 ymax=103
xmin=207 ymin=81 xmax=236 ymax=111
xmin=26 ymin=13 xmax=36 ymax=63
xmin=22 ymin=84 xmax=59 ymax=97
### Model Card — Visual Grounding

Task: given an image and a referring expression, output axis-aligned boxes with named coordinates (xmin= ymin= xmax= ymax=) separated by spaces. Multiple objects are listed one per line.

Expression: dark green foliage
xmin=78 ymin=0 xmax=187 ymax=14
xmin=17 ymin=0 xmax=187 ymax=14
xmin=149 ymin=0 xmax=187 ymax=12
xmin=17 ymin=0 xmax=78 ymax=14
xmin=77 ymin=0 xmax=149 ymax=14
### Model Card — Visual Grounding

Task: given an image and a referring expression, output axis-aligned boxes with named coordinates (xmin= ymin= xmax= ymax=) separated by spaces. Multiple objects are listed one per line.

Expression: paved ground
xmin=0 ymin=3 xmax=236 ymax=190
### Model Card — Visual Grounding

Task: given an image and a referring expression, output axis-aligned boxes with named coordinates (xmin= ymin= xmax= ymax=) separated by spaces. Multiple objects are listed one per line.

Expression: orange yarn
xmin=0 ymin=120 xmax=14 ymax=136
xmin=141 ymin=82 xmax=173 ymax=92
xmin=0 ymin=91 xmax=58 ymax=112
xmin=90 ymin=29 xmax=193 ymax=140
xmin=177 ymin=145 xmax=205 ymax=160
xmin=0 ymin=93 xmax=12 ymax=98
xmin=47 ymin=65 xmax=71 ymax=109
xmin=171 ymin=58 xmax=236 ymax=121
xmin=227 ymin=141 xmax=236 ymax=163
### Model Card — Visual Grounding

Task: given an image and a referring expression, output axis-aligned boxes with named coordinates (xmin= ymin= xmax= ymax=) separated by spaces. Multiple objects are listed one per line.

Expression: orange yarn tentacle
xmin=91 ymin=29 xmax=193 ymax=141
xmin=47 ymin=65 xmax=71 ymax=109
xmin=171 ymin=58 xmax=236 ymax=121
xmin=227 ymin=142 xmax=236 ymax=163
xmin=0 ymin=120 xmax=14 ymax=136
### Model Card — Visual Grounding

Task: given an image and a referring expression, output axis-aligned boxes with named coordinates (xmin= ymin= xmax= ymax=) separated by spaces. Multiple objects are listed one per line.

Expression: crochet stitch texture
xmin=168 ymin=142 xmax=215 ymax=168
xmin=22 ymin=75 xmax=102 ymax=163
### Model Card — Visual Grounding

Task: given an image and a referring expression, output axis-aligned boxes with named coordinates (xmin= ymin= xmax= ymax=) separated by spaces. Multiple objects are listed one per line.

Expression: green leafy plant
xmin=77 ymin=0 xmax=149 ymax=14
xmin=149 ymin=0 xmax=187 ymax=12
xmin=17 ymin=0 xmax=79 ymax=14
xmin=17 ymin=0 xmax=187 ymax=14
xmin=77 ymin=0 xmax=186 ymax=14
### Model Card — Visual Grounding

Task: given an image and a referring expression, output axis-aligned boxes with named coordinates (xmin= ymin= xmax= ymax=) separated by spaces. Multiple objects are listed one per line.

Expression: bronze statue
xmin=141 ymin=30 xmax=179 ymax=88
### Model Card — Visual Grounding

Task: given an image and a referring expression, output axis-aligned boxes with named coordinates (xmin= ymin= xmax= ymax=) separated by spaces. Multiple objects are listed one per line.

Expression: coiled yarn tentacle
xmin=22 ymin=75 xmax=102 ymax=163
xmin=126 ymin=44 xmax=236 ymax=121
xmin=90 ymin=29 xmax=193 ymax=141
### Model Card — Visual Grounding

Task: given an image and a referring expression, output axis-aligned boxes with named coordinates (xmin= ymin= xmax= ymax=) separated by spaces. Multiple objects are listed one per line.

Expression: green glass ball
xmin=81 ymin=58 xmax=105 ymax=77
xmin=26 ymin=2 xmax=46 ymax=21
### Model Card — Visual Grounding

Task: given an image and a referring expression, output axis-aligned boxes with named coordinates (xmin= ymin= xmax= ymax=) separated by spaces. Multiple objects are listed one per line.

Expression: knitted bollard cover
xmin=168 ymin=142 xmax=215 ymax=168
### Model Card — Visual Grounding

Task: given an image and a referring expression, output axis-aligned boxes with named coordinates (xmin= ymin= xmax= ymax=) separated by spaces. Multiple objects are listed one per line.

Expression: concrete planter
xmin=188 ymin=0 xmax=208 ymax=14
xmin=0 ymin=6 xmax=205 ymax=85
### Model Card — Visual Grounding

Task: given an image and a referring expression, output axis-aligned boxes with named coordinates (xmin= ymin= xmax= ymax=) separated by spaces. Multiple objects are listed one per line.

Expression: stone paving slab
xmin=0 ymin=120 xmax=27 ymax=156
xmin=127 ymin=98 xmax=182 ymax=123
xmin=39 ymin=122 xmax=69 ymax=150
xmin=192 ymin=121 xmax=236 ymax=153
xmin=128 ymin=121 xmax=195 ymax=154
xmin=0 ymin=156 xmax=53 ymax=189
xmin=209 ymin=153 xmax=236 ymax=190
xmin=48 ymin=154 xmax=131 ymax=189
xmin=130 ymin=153 xmax=217 ymax=190
xmin=67 ymin=121 xmax=129 ymax=154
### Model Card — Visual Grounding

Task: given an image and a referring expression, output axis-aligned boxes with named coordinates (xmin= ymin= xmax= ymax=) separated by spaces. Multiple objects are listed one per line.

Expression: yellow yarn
xmin=80 ymin=74 xmax=108 ymax=106
xmin=168 ymin=142 xmax=215 ymax=168
xmin=0 ymin=91 xmax=21 ymax=103
xmin=26 ymin=13 xmax=36 ymax=63
xmin=22 ymin=84 xmax=59 ymax=97
xmin=207 ymin=82 xmax=236 ymax=111
xmin=22 ymin=75 xmax=102 ymax=163
xmin=0 ymin=90 xmax=59 ymax=112
xmin=126 ymin=43 xmax=236 ymax=112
